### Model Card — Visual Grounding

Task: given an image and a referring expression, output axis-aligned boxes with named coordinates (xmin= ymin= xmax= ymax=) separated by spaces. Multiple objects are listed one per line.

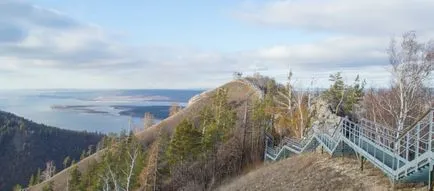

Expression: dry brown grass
xmin=217 ymin=151 xmax=427 ymax=191
xmin=28 ymin=80 xmax=261 ymax=191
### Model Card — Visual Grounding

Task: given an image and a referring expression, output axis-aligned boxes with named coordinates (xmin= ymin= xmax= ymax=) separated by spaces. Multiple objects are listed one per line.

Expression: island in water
xmin=51 ymin=105 xmax=182 ymax=119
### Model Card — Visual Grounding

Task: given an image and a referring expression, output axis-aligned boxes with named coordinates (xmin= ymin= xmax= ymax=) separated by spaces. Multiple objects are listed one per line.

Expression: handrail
xmin=396 ymin=108 xmax=434 ymax=140
xmin=237 ymin=78 xmax=265 ymax=100
xmin=265 ymin=108 xmax=434 ymax=184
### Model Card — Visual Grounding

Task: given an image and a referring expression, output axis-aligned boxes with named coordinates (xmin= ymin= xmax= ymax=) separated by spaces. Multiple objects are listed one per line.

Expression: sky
xmin=1 ymin=0 xmax=434 ymax=89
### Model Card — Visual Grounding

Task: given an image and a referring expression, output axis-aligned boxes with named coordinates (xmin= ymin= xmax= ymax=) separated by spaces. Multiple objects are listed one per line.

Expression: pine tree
xmin=202 ymin=88 xmax=236 ymax=152
xmin=80 ymin=150 xmax=86 ymax=160
xmin=28 ymin=174 xmax=35 ymax=187
xmin=42 ymin=181 xmax=54 ymax=191
xmin=167 ymin=120 xmax=202 ymax=165
xmin=13 ymin=184 xmax=22 ymax=191
xmin=323 ymin=72 xmax=365 ymax=117
xmin=68 ymin=165 xmax=82 ymax=191
xmin=35 ymin=168 xmax=41 ymax=184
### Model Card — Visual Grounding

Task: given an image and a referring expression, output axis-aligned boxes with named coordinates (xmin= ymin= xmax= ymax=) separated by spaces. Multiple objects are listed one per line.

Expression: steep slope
xmin=218 ymin=151 xmax=426 ymax=191
xmin=29 ymin=79 xmax=262 ymax=191
xmin=0 ymin=111 xmax=103 ymax=191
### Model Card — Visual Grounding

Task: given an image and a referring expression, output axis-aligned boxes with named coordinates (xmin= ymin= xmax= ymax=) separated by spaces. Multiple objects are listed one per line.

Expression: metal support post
xmin=360 ymin=156 xmax=366 ymax=171
xmin=430 ymin=164 xmax=434 ymax=191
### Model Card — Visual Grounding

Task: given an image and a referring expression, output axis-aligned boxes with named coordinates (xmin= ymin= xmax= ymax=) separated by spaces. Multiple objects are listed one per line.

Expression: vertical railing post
xmin=427 ymin=110 xmax=433 ymax=190
xmin=406 ymin=133 xmax=409 ymax=161
xmin=429 ymin=110 xmax=433 ymax=153
xmin=358 ymin=123 xmax=361 ymax=147
xmin=416 ymin=123 xmax=420 ymax=158
xmin=264 ymin=136 xmax=269 ymax=161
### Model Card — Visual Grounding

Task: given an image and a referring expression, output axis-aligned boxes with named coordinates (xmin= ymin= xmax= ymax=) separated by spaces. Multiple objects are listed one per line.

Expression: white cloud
xmin=235 ymin=0 xmax=434 ymax=36
xmin=255 ymin=36 xmax=388 ymax=67
xmin=230 ymin=0 xmax=434 ymax=88
xmin=0 ymin=0 xmax=430 ymax=89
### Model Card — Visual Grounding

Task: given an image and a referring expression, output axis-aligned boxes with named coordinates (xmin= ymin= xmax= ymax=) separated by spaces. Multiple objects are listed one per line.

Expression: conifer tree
xmin=28 ymin=174 xmax=35 ymax=187
xmin=68 ymin=165 xmax=82 ymax=191
xmin=35 ymin=168 xmax=41 ymax=184
xmin=80 ymin=150 xmax=86 ymax=160
xmin=167 ymin=120 xmax=202 ymax=165
xmin=13 ymin=184 xmax=22 ymax=191
xmin=323 ymin=72 xmax=365 ymax=117
xmin=42 ymin=181 xmax=54 ymax=191
xmin=202 ymin=88 xmax=236 ymax=152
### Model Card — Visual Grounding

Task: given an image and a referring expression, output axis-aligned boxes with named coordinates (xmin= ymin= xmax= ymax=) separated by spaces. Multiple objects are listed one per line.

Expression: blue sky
xmin=30 ymin=0 xmax=328 ymax=51
xmin=1 ymin=0 xmax=433 ymax=89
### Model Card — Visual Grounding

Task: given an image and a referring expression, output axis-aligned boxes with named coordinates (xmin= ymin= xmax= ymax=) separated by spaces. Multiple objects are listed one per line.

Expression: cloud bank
xmin=1 ymin=0 xmax=433 ymax=89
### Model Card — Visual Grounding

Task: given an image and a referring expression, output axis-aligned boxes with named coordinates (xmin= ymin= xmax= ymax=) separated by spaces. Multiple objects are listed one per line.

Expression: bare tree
xmin=41 ymin=161 xmax=56 ymax=181
xmin=378 ymin=31 xmax=434 ymax=131
xmin=140 ymin=139 xmax=160 ymax=191
xmin=169 ymin=103 xmax=182 ymax=116
xmin=144 ymin=112 xmax=154 ymax=129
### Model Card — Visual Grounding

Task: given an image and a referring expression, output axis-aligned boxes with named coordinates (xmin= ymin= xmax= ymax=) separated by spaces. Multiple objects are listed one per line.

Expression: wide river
xmin=0 ymin=89 xmax=202 ymax=133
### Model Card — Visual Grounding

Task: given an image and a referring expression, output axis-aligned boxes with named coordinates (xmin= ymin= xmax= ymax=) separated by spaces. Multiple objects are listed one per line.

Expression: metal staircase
xmin=265 ymin=109 xmax=434 ymax=185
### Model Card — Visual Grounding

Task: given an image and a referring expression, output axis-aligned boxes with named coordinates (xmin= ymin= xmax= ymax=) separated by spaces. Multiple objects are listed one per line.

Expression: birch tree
xmin=41 ymin=161 xmax=56 ymax=181
xmin=123 ymin=144 xmax=140 ymax=191
xmin=379 ymin=31 xmax=433 ymax=131
xmin=99 ymin=134 xmax=144 ymax=191
xmin=293 ymin=89 xmax=308 ymax=137
xmin=272 ymin=70 xmax=295 ymax=137
xmin=275 ymin=70 xmax=294 ymax=114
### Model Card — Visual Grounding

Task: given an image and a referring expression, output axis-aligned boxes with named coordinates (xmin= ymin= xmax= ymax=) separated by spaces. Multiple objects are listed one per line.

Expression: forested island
xmin=51 ymin=105 xmax=178 ymax=119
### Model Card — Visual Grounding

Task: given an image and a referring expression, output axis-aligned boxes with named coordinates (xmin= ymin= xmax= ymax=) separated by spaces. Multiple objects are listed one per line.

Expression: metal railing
xmin=265 ymin=108 xmax=434 ymax=184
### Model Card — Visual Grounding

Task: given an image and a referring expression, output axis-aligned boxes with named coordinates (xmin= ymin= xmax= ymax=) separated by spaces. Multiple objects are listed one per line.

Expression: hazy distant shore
xmin=51 ymin=105 xmax=110 ymax=114
xmin=92 ymin=95 xmax=171 ymax=102
xmin=51 ymin=104 xmax=177 ymax=119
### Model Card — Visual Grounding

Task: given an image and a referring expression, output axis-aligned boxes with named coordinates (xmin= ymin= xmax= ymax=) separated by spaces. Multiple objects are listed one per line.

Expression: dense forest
xmin=0 ymin=110 xmax=103 ymax=191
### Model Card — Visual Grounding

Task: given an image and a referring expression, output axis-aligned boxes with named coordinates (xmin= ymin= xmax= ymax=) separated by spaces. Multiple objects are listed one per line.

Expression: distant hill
xmin=114 ymin=105 xmax=181 ymax=119
xmin=0 ymin=110 xmax=103 ymax=191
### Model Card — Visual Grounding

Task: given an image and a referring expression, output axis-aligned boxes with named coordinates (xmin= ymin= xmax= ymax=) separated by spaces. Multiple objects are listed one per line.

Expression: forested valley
xmin=0 ymin=111 xmax=103 ymax=191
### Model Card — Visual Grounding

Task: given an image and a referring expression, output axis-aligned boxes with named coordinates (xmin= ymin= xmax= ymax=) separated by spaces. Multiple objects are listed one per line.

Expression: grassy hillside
xmin=29 ymin=79 xmax=262 ymax=191
xmin=218 ymin=151 xmax=426 ymax=191
xmin=0 ymin=110 xmax=103 ymax=191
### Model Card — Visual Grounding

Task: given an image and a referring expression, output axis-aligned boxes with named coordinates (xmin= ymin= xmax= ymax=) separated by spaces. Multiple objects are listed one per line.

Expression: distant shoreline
xmin=51 ymin=104 xmax=180 ymax=119
xmin=51 ymin=105 xmax=111 ymax=114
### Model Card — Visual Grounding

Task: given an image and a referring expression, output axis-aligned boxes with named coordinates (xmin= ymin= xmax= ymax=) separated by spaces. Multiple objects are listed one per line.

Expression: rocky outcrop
xmin=309 ymin=98 xmax=341 ymax=135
